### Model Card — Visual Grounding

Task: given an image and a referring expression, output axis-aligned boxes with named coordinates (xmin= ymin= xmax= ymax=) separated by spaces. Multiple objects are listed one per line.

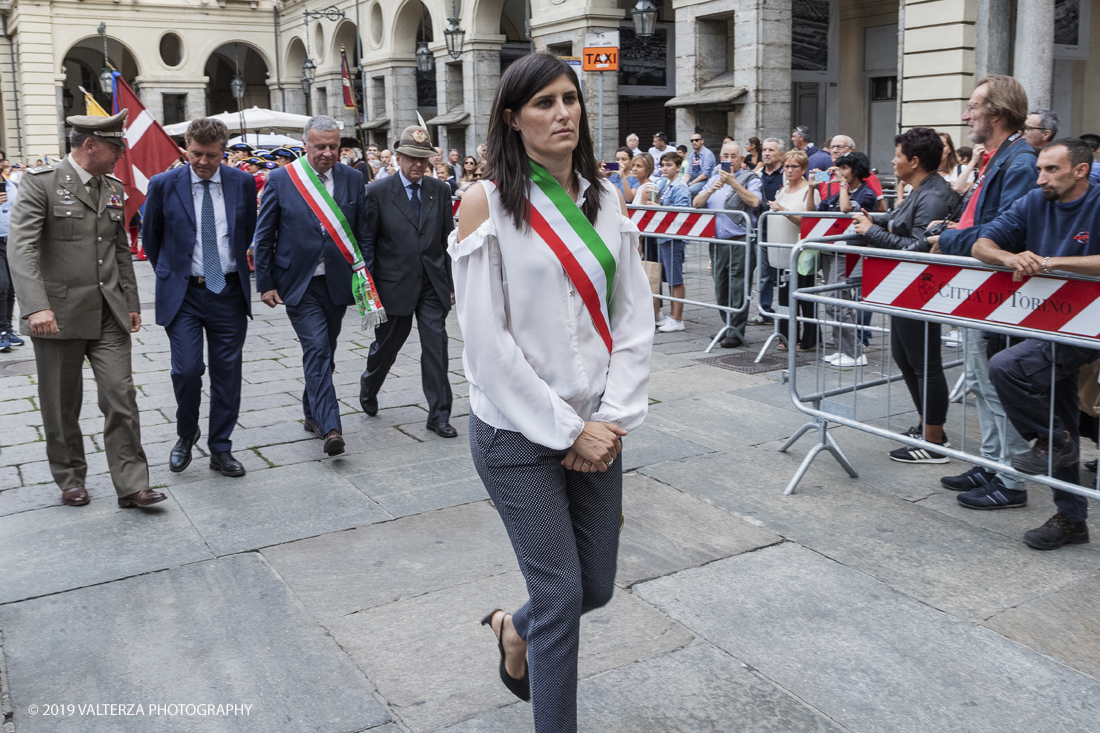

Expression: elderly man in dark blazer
xmin=254 ymin=115 xmax=370 ymax=456
xmin=359 ymin=123 xmax=456 ymax=437
xmin=143 ymin=118 xmax=257 ymax=477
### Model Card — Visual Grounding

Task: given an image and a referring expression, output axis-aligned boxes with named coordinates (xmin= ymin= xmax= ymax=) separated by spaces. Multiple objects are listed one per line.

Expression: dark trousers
xmin=361 ymin=278 xmax=452 ymax=424
xmin=778 ymin=270 xmax=817 ymax=347
xmin=0 ymin=236 xmax=13 ymax=332
xmin=469 ymin=414 xmax=620 ymax=733
xmin=710 ymin=239 xmax=752 ymax=336
xmin=891 ymin=316 xmax=948 ymax=426
xmin=286 ymin=276 xmax=347 ymax=435
xmin=165 ymin=277 xmax=248 ymax=452
xmin=989 ymin=338 xmax=1100 ymax=522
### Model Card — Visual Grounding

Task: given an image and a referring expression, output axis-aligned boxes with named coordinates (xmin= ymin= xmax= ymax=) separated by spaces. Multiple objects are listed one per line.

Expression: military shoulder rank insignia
xmin=107 ymin=193 xmax=123 ymax=209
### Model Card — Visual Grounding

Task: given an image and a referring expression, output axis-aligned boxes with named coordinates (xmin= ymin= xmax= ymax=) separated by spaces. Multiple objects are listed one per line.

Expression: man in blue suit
xmin=927 ymin=74 xmax=1039 ymax=509
xmin=253 ymin=116 xmax=370 ymax=456
xmin=143 ymin=118 xmax=257 ymax=477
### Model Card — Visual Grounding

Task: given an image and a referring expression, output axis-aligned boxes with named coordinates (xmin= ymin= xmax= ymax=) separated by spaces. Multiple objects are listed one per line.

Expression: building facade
xmin=0 ymin=0 xmax=1096 ymax=175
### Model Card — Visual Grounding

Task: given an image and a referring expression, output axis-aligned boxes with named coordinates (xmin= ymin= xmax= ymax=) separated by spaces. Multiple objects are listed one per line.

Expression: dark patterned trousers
xmin=469 ymin=412 xmax=621 ymax=733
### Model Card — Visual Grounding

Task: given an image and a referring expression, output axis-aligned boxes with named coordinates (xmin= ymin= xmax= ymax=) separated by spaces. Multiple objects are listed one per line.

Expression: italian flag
xmin=287 ymin=158 xmax=386 ymax=328
xmin=527 ymin=161 xmax=617 ymax=353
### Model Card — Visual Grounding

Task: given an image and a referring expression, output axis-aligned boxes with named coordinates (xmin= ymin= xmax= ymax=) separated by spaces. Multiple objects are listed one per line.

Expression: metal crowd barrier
xmin=781 ymin=238 xmax=1100 ymax=504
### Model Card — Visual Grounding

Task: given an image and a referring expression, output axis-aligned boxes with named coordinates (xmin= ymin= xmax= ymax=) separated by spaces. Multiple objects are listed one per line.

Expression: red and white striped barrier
xmin=452 ymin=199 xmax=461 ymax=217
xmin=801 ymin=217 xmax=861 ymax=276
xmin=630 ymin=208 xmax=716 ymax=238
xmin=862 ymin=255 xmax=1100 ymax=340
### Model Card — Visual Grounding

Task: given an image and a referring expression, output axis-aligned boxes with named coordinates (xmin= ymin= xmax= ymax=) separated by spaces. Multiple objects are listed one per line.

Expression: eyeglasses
xmin=1024 ymin=125 xmax=1048 ymax=132
xmin=690 ymin=138 xmax=703 ymax=142
xmin=829 ymin=144 xmax=853 ymax=151
xmin=782 ymin=164 xmax=803 ymax=169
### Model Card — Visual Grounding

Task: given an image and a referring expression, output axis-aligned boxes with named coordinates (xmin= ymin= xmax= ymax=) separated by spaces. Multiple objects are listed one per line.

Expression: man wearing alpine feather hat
xmin=360 ymin=118 xmax=456 ymax=437
xmin=8 ymin=110 xmax=167 ymax=509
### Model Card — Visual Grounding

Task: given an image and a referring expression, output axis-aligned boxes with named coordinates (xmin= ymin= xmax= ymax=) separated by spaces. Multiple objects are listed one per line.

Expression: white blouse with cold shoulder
xmin=447 ymin=177 xmax=655 ymax=450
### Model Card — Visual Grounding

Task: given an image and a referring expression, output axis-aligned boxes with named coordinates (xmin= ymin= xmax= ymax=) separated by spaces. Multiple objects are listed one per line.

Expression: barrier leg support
xmin=755 ymin=320 xmax=787 ymax=363
xmin=949 ymin=372 xmax=967 ymax=403
xmin=781 ymin=416 xmax=859 ymax=495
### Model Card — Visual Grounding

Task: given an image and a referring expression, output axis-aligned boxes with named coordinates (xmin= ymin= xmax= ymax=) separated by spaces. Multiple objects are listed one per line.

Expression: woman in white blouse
xmin=450 ymin=53 xmax=653 ymax=733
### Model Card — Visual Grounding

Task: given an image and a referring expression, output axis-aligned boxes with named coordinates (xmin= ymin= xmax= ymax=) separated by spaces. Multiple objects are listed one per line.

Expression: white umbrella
xmin=227 ymin=133 xmax=303 ymax=149
xmin=161 ymin=107 xmax=343 ymax=136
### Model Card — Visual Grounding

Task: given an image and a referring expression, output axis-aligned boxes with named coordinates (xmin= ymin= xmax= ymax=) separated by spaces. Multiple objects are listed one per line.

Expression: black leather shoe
xmin=360 ymin=376 xmax=378 ymax=416
xmin=209 ymin=451 xmax=246 ymax=477
xmin=169 ymin=429 xmax=201 ymax=473
xmin=426 ymin=420 xmax=458 ymax=438
xmin=720 ymin=336 xmax=744 ymax=349
xmin=303 ymin=419 xmax=321 ymax=438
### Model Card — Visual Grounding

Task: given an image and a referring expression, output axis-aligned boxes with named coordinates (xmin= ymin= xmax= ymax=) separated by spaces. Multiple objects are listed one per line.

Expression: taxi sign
xmin=583 ymin=47 xmax=618 ymax=71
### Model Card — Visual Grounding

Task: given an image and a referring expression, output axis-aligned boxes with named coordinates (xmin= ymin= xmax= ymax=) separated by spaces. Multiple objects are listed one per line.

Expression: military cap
xmin=290 ymin=145 xmax=304 ymax=154
xmin=1079 ymin=133 xmax=1100 ymax=152
xmin=228 ymin=142 xmax=254 ymax=153
xmin=256 ymin=151 xmax=275 ymax=161
xmin=272 ymin=148 xmax=297 ymax=159
xmin=245 ymin=157 xmax=264 ymax=166
xmin=393 ymin=124 xmax=434 ymax=158
xmin=66 ymin=109 xmax=128 ymax=147
xmin=340 ymin=136 xmax=362 ymax=150
xmin=263 ymin=161 xmax=278 ymax=170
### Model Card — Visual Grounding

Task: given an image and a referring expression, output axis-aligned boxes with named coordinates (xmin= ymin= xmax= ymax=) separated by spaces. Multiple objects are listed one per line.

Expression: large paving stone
xmin=619 ymin=425 xmax=712 ymax=472
xmin=0 ymin=554 xmax=391 ymax=732
xmin=439 ymin=642 xmax=843 ymax=733
xmin=643 ymin=448 xmax=1100 ymax=621
xmin=264 ymin=501 xmax=514 ymax=619
xmin=618 ymin=473 xmax=779 ymax=586
xmin=327 ymin=570 xmax=693 ymax=733
xmin=647 ymin=364 xmax=770 ymax=402
xmin=171 ymin=463 xmax=392 ymax=555
xmin=635 ymin=543 xmax=1100 ymax=733
xmin=644 ymin=392 xmax=813 ymax=451
xmin=984 ymin=573 xmax=1100 ymax=682
xmin=333 ymin=439 xmax=486 ymax=517
xmin=0 ymin=496 xmax=213 ymax=604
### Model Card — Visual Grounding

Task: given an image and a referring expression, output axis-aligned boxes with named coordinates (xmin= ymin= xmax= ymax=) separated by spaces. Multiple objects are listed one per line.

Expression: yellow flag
xmin=79 ymin=86 xmax=108 ymax=117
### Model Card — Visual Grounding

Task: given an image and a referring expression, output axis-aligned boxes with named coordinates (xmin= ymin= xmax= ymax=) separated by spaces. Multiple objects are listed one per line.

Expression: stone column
xmin=390 ymin=63 xmax=418 ymax=134
xmin=974 ymin=0 xmax=1012 ymax=79
xmin=461 ymin=47 xmax=500 ymax=154
xmin=12 ymin=3 xmax=62 ymax=158
xmin=1013 ymin=0 xmax=1054 ymax=109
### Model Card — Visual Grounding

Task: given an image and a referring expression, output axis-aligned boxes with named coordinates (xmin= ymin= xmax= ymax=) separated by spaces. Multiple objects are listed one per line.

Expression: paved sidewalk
xmin=1 ymin=263 xmax=1098 ymax=732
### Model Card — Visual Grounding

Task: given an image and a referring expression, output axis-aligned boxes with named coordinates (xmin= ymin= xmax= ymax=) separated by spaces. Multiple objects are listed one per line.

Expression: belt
xmin=188 ymin=274 xmax=237 ymax=287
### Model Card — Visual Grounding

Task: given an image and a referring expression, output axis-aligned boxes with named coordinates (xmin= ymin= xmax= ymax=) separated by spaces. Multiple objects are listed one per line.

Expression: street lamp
xmin=301 ymin=57 xmax=316 ymax=113
xmin=630 ymin=0 xmax=658 ymax=40
xmin=97 ymin=22 xmax=114 ymax=94
xmin=444 ymin=1 xmax=464 ymax=60
xmin=416 ymin=42 xmax=434 ymax=72
xmin=230 ymin=75 xmax=246 ymax=100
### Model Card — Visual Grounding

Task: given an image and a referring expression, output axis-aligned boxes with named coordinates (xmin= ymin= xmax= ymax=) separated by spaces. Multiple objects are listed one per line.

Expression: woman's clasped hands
xmin=561 ymin=421 xmax=627 ymax=473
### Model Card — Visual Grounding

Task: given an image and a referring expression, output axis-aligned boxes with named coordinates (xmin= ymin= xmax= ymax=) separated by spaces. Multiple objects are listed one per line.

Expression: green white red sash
xmin=286 ymin=158 xmax=386 ymax=328
xmin=527 ymin=161 xmax=616 ymax=352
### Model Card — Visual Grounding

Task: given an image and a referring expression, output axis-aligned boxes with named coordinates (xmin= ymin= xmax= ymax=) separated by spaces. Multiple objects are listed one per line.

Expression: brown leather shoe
xmin=323 ymin=429 xmax=345 ymax=456
xmin=117 ymin=489 xmax=168 ymax=508
xmin=61 ymin=486 xmax=90 ymax=506
xmin=303 ymin=419 xmax=322 ymax=438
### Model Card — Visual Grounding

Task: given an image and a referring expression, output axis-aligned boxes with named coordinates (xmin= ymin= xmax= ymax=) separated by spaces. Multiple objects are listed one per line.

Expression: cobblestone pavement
xmin=1 ymin=260 xmax=1099 ymax=732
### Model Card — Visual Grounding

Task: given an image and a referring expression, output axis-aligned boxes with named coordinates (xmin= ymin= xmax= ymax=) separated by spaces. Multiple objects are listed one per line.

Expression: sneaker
xmin=1011 ymin=439 xmax=1078 ymax=475
xmin=823 ymin=352 xmax=841 ymax=363
xmin=1086 ymin=459 xmax=1097 ymax=473
xmin=833 ymin=354 xmax=868 ymax=367
xmin=1023 ymin=513 xmax=1089 ymax=550
xmin=657 ymin=319 xmax=685 ymax=333
xmin=655 ymin=314 xmax=674 ymax=329
xmin=749 ymin=315 xmax=773 ymax=325
xmin=941 ymin=465 xmax=995 ymax=491
xmin=901 ymin=425 xmax=923 ymax=440
xmin=957 ymin=478 xmax=1027 ymax=509
xmin=944 ymin=329 xmax=961 ymax=347
xmin=0 ymin=332 xmax=9 ymax=353
xmin=889 ymin=441 xmax=950 ymax=464
xmin=4 ymin=330 xmax=23 ymax=346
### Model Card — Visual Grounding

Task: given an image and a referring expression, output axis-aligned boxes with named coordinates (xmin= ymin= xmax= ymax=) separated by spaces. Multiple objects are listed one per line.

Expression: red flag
xmin=111 ymin=72 xmax=183 ymax=223
xmin=341 ymin=51 xmax=355 ymax=109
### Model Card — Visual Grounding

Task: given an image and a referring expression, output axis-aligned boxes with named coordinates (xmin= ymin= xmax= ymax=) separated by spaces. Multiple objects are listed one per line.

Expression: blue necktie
xmin=409 ymin=182 xmax=421 ymax=221
xmin=201 ymin=180 xmax=225 ymax=294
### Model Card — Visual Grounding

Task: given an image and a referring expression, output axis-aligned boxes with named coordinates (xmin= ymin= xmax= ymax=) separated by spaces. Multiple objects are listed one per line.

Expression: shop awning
xmin=359 ymin=117 xmax=390 ymax=130
xmin=426 ymin=108 xmax=471 ymax=126
xmin=665 ymin=73 xmax=747 ymax=110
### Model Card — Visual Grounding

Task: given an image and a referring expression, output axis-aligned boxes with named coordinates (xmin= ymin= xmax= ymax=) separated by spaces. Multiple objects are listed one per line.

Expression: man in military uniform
xmin=8 ymin=111 xmax=166 ymax=508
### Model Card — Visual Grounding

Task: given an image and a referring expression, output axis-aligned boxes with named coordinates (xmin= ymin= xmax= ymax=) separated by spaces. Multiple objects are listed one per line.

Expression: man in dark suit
xmin=359 ymin=124 xmax=456 ymax=437
xmin=254 ymin=116 xmax=370 ymax=456
xmin=143 ymin=118 xmax=257 ymax=477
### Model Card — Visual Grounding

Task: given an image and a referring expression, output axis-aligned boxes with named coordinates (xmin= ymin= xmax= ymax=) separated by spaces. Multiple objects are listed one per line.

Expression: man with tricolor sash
xmin=254 ymin=115 xmax=383 ymax=456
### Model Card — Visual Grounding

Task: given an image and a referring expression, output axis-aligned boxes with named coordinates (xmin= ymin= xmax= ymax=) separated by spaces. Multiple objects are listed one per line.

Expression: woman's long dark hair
xmin=485 ymin=53 xmax=603 ymax=232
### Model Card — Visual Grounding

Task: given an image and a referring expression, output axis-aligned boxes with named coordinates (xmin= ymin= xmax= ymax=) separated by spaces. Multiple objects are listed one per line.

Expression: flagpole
xmin=342 ymin=46 xmax=366 ymax=155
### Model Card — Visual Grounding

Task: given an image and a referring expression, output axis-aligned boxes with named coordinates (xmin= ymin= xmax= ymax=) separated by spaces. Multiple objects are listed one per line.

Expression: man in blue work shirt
xmin=684 ymin=133 xmax=716 ymax=196
xmin=928 ymin=74 xmax=1038 ymax=506
xmin=973 ymin=137 xmax=1100 ymax=551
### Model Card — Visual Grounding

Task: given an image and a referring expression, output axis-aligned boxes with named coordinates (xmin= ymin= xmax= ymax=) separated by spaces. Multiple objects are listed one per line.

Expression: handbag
xmin=640 ymin=259 xmax=663 ymax=317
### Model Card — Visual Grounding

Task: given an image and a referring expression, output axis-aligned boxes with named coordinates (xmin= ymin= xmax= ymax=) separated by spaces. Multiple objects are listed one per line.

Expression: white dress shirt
xmin=306 ymin=159 xmax=335 ymax=277
xmin=448 ymin=178 xmax=655 ymax=450
xmin=189 ymin=166 xmax=235 ymax=277
xmin=398 ymin=169 xmax=423 ymax=201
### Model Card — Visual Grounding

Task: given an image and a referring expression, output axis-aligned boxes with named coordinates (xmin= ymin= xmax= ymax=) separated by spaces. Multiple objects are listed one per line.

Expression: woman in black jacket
xmin=853 ymin=128 xmax=960 ymax=464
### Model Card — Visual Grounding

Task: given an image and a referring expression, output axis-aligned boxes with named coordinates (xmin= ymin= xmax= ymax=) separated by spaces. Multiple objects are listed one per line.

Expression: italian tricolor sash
xmin=527 ymin=161 xmax=616 ymax=353
xmin=286 ymin=158 xmax=386 ymax=328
